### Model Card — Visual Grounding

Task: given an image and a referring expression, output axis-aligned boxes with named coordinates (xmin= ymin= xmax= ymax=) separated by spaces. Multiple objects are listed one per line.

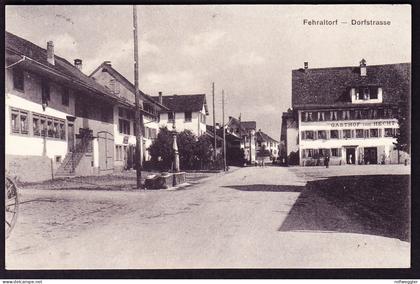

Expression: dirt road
xmin=6 ymin=165 xmax=410 ymax=269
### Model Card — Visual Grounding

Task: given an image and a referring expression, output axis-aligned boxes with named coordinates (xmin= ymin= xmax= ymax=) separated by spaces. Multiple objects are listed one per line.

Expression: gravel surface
xmin=6 ymin=165 xmax=410 ymax=269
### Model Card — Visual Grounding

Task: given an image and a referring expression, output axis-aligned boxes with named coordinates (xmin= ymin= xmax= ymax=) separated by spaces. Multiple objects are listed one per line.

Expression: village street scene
xmin=5 ymin=5 xmax=411 ymax=269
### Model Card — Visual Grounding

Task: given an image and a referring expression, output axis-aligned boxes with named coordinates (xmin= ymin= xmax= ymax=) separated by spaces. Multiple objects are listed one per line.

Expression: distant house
xmin=226 ymin=116 xmax=257 ymax=164
xmin=255 ymin=130 xmax=279 ymax=162
xmin=282 ymin=60 xmax=410 ymax=166
xmin=89 ymin=61 xmax=168 ymax=170
xmin=152 ymin=94 xmax=209 ymax=136
xmin=5 ymin=31 xmax=123 ymax=181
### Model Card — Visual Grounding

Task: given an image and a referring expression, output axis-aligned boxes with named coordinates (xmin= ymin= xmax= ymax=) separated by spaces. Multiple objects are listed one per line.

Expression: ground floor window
xmin=10 ymin=108 xmax=29 ymax=135
xmin=331 ymin=148 xmax=341 ymax=157
xmin=384 ymin=128 xmax=397 ymax=137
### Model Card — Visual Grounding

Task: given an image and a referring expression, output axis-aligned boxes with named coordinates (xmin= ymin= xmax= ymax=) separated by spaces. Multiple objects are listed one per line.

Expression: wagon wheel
xmin=5 ymin=176 xmax=19 ymax=239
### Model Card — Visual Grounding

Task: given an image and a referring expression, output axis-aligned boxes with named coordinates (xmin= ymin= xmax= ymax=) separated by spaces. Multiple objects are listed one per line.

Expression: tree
xmin=148 ymin=127 xmax=216 ymax=171
xmin=177 ymin=130 xmax=197 ymax=170
xmin=147 ymin=126 xmax=173 ymax=170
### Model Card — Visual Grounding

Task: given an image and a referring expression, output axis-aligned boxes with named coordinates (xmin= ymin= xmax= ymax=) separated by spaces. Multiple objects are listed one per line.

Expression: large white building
xmin=5 ymin=31 xmax=123 ymax=181
xmin=281 ymin=60 xmax=410 ymax=166
xmin=151 ymin=94 xmax=209 ymax=136
xmin=90 ymin=62 xmax=168 ymax=170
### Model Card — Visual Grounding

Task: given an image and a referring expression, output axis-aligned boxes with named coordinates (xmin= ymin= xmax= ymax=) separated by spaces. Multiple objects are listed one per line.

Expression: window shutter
xmin=378 ymin=128 xmax=382 ymax=137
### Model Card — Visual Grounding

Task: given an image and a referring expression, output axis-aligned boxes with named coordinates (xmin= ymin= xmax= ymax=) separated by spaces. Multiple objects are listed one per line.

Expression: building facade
xmin=255 ymin=130 xmax=279 ymax=163
xmin=5 ymin=31 xmax=122 ymax=181
xmin=226 ymin=117 xmax=257 ymax=164
xmin=152 ymin=94 xmax=209 ymax=136
xmin=283 ymin=60 xmax=410 ymax=166
xmin=89 ymin=62 xmax=168 ymax=170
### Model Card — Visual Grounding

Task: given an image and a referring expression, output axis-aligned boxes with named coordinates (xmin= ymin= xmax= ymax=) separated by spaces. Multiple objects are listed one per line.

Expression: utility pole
xmin=133 ymin=5 xmax=144 ymax=189
xmin=222 ymin=90 xmax=226 ymax=171
xmin=212 ymin=82 xmax=217 ymax=161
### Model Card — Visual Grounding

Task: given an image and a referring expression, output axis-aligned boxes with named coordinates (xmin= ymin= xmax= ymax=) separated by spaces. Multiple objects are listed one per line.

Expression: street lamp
xmin=172 ymin=112 xmax=180 ymax=172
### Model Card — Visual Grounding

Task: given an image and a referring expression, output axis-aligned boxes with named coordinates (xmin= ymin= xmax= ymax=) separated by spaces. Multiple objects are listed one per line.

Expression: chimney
xmin=47 ymin=41 xmax=55 ymax=65
xmin=360 ymin=58 xmax=367 ymax=76
xmin=304 ymin=62 xmax=308 ymax=69
xmin=158 ymin=91 xmax=163 ymax=104
xmin=74 ymin=59 xmax=83 ymax=71
xmin=104 ymin=61 xmax=112 ymax=66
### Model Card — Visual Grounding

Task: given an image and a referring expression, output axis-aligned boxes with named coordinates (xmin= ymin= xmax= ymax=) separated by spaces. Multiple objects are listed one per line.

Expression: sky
xmin=6 ymin=5 xmax=411 ymax=140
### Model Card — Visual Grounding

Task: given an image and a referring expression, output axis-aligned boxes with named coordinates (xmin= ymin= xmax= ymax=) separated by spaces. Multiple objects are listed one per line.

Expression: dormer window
xmin=351 ymin=86 xmax=382 ymax=104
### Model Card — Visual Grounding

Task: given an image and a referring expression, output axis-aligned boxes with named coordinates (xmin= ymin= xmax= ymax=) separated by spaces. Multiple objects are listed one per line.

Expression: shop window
xmin=53 ymin=120 xmax=60 ymax=138
xmin=370 ymin=129 xmax=379 ymax=138
xmin=355 ymin=129 xmax=364 ymax=138
xmin=330 ymin=130 xmax=339 ymax=139
xmin=13 ymin=68 xmax=24 ymax=91
xmin=47 ymin=118 xmax=54 ymax=138
xmin=62 ymin=88 xmax=69 ymax=106
xmin=384 ymin=128 xmax=396 ymax=137
xmin=40 ymin=117 xmax=47 ymax=136
xmin=317 ymin=130 xmax=327 ymax=140
xmin=331 ymin=148 xmax=341 ymax=157
xmin=343 ymin=129 xmax=352 ymax=139
xmin=59 ymin=121 xmax=66 ymax=140
xmin=185 ymin=111 xmax=192 ymax=122
xmin=33 ymin=114 xmax=40 ymax=136
xmin=364 ymin=129 xmax=370 ymax=138
xmin=10 ymin=108 xmax=29 ymax=135
xmin=301 ymin=112 xmax=306 ymax=122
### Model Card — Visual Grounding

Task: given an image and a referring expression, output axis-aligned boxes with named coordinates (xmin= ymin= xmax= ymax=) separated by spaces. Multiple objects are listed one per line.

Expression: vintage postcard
xmin=4 ymin=4 xmax=411 ymax=269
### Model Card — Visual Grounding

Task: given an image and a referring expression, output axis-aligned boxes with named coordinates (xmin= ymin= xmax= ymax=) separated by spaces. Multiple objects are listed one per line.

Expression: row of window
xmin=13 ymin=68 xmax=69 ymax=107
xmin=302 ymin=148 xmax=342 ymax=158
xmin=301 ymin=108 xmax=397 ymax=122
xmin=301 ymin=128 xmax=397 ymax=140
xmin=11 ymin=108 xmax=66 ymax=140
xmin=167 ymin=111 xmax=193 ymax=123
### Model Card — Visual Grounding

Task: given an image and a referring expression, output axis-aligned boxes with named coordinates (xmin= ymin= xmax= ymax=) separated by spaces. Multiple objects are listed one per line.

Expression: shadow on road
xmin=222 ymin=184 xmax=304 ymax=192
xmin=278 ymin=174 xmax=410 ymax=242
xmin=224 ymin=174 xmax=410 ymax=242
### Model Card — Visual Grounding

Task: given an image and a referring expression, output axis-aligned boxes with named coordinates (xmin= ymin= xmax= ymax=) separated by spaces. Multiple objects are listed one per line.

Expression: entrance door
xmin=346 ymin=148 xmax=356 ymax=164
xmin=98 ymin=131 xmax=114 ymax=171
xmin=67 ymin=123 xmax=75 ymax=152
xmin=364 ymin=147 xmax=378 ymax=165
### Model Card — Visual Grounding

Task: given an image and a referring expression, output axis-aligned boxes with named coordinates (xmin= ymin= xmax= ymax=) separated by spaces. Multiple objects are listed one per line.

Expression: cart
xmin=5 ymin=176 xmax=19 ymax=239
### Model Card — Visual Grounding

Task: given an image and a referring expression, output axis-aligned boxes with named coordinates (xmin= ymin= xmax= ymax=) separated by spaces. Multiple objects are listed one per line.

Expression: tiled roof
xmin=256 ymin=130 xmax=278 ymax=143
xmin=242 ymin=121 xmax=256 ymax=130
xmin=89 ymin=62 xmax=168 ymax=110
xmin=227 ymin=116 xmax=256 ymax=132
xmin=5 ymin=31 xmax=117 ymax=100
xmin=292 ymin=62 xmax=410 ymax=108
xmin=151 ymin=94 xmax=208 ymax=114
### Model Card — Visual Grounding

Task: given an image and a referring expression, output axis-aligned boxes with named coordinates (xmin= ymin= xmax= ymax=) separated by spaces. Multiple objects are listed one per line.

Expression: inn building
xmin=282 ymin=60 xmax=410 ymax=166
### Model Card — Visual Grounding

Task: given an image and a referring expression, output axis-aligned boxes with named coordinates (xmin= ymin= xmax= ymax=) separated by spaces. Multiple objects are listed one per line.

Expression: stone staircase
xmin=55 ymin=136 xmax=92 ymax=177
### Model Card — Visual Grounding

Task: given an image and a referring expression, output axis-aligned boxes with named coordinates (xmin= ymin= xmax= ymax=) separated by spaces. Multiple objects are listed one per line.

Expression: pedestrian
xmin=348 ymin=154 xmax=353 ymax=164
xmin=325 ymin=155 xmax=330 ymax=168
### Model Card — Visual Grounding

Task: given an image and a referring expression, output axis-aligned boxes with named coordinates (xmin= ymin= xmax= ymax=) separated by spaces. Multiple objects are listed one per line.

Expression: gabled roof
xmin=152 ymin=94 xmax=209 ymax=114
xmin=5 ymin=31 xmax=118 ymax=102
xmin=227 ymin=116 xmax=256 ymax=133
xmin=292 ymin=62 xmax=411 ymax=108
xmin=89 ymin=61 xmax=168 ymax=110
xmin=256 ymin=130 xmax=278 ymax=143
